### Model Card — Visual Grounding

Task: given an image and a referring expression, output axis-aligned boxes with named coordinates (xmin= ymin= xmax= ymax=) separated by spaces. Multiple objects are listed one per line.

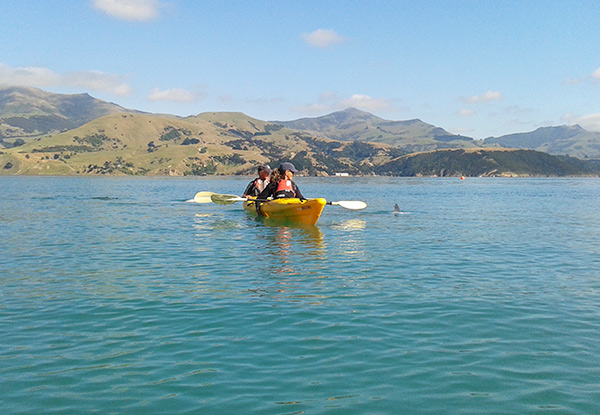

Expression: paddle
xmin=327 ymin=200 xmax=367 ymax=210
xmin=210 ymin=194 xmax=246 ymax=205
xmin=193 ymin=191 xmax=217 ymax=203
xmin=208 ymin=193 xmax=367 ymax=210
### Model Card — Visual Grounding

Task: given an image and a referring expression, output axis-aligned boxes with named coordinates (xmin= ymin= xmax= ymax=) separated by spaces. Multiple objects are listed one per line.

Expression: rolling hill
xmin=0 ymin=111 xmax=404 ymax=176
xmin=0 ymin=86 xmax=135 ymax=141
xmin=375 ymin=148 xmax=600 ymax=177
xmin=1 ymin=87 xmax=599 ymax=176
xmin=276 ymin=108 xmax=479 ymax=151
xmin=483 ymin=125 xmax=600 ymax=160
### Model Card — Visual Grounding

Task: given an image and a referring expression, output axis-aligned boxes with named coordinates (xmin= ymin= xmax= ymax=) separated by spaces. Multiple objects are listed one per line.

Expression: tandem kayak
xmin=243 ymin=198 xmax=327 ymax=225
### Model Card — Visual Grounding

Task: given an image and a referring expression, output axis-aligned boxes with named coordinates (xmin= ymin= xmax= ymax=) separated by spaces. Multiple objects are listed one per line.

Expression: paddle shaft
xmin=198 ymin=192 xmax=367 ymax=210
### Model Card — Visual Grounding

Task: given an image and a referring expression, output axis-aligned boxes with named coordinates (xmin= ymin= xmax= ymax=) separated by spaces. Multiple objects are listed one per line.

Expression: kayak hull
xmin=244 ymin=198 xmax=327 ymax=225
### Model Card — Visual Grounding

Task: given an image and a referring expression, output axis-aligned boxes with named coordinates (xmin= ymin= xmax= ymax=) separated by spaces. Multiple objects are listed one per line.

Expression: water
xmin=1 ymin=176 xmax=599 ymax=414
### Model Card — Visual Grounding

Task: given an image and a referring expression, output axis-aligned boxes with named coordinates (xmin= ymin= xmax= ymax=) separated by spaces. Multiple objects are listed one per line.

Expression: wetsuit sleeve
xmin=242 ymin=180 xmax=255 ymax=196
xmin=254 ymin=182 xmax=276 ymax=216
xmin=256 ymin=181 xmax=275 ymax=200
xmin=293 ymin=182 xmax=305 ymax=200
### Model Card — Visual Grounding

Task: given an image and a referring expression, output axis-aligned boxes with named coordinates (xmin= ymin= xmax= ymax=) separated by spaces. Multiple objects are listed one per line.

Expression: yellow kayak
xmin=243 ymin=198 xmax=327 ymax=225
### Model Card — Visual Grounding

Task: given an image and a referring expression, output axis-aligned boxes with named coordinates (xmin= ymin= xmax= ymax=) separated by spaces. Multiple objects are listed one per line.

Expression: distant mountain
xmin=376 ymin=148 xmax=600 ymax=177
xmin=484 ymin=125 xmax=600 ymax=159
xmin=276 ymin=108 xmax=478 ymax=151
xmin=2 ymin=109 xmax=597 ymax=177
xmin=1 ymin=87 xmax=599 ymax=176
xmin=0 ymin=86 xmax=134 ymax=140
xmin=0 ymin=111 xmax=404 ymax=176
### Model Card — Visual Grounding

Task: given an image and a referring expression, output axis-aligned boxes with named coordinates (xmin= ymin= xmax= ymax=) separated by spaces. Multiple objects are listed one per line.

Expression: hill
xmin=375 ymin=148 xmax=600 ymax=177
xmin=1 ymin=87 xmax=599 ymax=177
xmin=2 ymin=110 xmax=598 ymax=177
xmin=484 ymin=125 xmax=600 ymax=159
xmin=0 ymin=111 xmax=404 ymax=176
xmin=276 ymin=108 xmax=479 ymax=151
xmin=0 ymin=86 xmax=134 ymax=142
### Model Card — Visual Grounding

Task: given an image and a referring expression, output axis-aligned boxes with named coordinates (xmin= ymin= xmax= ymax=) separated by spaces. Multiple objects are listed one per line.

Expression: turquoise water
xmin=1 ymin=176 xmax=600 ymax=414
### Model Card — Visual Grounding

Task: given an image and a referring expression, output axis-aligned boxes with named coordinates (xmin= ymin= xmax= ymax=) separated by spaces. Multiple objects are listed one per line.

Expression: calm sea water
xmin=1 ymin=176 xmax=599 ymax=415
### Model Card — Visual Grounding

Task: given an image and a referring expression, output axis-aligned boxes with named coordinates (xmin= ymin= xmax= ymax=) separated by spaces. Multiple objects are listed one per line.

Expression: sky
xmin=1 ymin=0 xmax=600 ymax=139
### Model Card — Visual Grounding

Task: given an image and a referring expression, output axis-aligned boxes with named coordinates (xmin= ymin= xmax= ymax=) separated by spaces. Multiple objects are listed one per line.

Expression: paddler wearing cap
xmin=255 ymin=162 xmax=305 ymax=201
xmin=243 ymin=164 xmax=272 ymax=198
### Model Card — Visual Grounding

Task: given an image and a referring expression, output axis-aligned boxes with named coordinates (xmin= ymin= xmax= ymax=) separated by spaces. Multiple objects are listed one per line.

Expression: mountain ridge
xmin=275 ymin=107 xmax=479 ymax=151
xmin=484 ymin=125 xmax=600 ymax=159
xmin=1 ymin=87 xmax=600 ymax=177
xmin=0 ymin=86 xmax=136 ymax=140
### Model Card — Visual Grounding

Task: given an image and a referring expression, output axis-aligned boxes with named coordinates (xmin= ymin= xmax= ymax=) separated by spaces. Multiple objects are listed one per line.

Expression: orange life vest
xmin=274 ymin=179 xmax=296 ymax=198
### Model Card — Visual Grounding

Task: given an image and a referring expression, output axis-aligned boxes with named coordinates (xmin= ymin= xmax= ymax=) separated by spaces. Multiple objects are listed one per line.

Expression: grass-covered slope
xmin=0 ymin=111 xmax=404 ymax=176
xmin=376 ymin=148 xmax=600 ymax=177
xmin=0 ymin=86 xmax=133 ymax=141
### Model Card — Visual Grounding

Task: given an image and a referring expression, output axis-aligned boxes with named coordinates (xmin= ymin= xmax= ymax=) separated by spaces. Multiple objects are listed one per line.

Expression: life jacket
xmin=274 ymin=179 xmax=296 ymax=198
xmin=254 ymin=178 xmax=268 ymax=193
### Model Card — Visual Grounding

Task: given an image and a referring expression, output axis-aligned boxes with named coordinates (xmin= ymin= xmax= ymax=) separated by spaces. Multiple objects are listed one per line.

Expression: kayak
xmin=243 ymin=198 xmax=327 ymax=225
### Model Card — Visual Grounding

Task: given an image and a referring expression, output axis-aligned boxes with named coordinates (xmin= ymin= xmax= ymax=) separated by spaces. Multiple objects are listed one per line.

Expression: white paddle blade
xmin=333 ymin=200 xmax=367 ymax=210
xmin=210 ymin=194 xmax=246 ymax=205
xmin=194 ymin=191 xmax=216 ymax=203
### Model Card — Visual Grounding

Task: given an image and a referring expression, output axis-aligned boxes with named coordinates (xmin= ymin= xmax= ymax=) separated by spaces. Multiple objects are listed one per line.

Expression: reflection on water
xmin=332 ymin=219 xmax=366 ymax=231
xmin=331 ymin=219 xmax=367 ymax=259
xmin=190 ymin=210 xmax=331 ymax=302
xmin=260 ymin=222 xmax=326 ymax=275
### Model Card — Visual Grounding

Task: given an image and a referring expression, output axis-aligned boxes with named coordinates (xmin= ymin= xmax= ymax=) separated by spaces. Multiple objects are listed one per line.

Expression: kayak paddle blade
xmin=331 ymin=200 xmax=367 ymax=210
xmin=210 ymin=194 xmax=246 ymax=205
xmin=194 ymin=191 xmax=216 ymax=203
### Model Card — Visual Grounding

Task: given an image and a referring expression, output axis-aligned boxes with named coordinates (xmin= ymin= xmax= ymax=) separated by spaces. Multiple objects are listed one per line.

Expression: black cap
xmin=279 ymin=162 xmax=298 ymax=174
xmin=258 ymin=164 xmax=271 ymax=173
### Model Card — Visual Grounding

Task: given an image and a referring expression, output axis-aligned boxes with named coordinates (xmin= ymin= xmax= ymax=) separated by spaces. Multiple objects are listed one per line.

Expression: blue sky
xmin=1 ymin=0 xmax=600 ymax=139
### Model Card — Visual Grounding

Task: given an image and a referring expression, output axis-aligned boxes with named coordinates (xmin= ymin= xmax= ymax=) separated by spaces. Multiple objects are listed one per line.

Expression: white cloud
xmin=148 ymin=87 xmax=197 ymax=102
xmin=563 ymin=67 xmax=600 ymax=86
xmin=92 ymin=0 xmax=164 ymax=22
xmin=0 ymin=64 xmax=59 ymax=85
xmin=563 ymin=113 xmax=600 ymax=132
xmin=295 ymin=93 xmax=392 ymax=115
xmin=301 ymin=29 xmax=346 ymax=48
xmin=0 ymin=63 xmax=132 ymax=96
xmin=339 ymin=94 xmax=390 ymax=112
xmin=463 ymin=90 xmax=503 ymax=103
xmin=67 ymin=70 xmax=133 ymax=95
xmin=457 ymin=108 xmax=476 ymax=117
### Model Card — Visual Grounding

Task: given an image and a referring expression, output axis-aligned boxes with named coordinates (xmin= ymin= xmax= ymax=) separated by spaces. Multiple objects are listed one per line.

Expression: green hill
xmin=376 ymin=148 xmax=600 ymax=177
xmin=0 ymin=86 xmax=134 ymax=142
xmin=484 ymin=125 xmax=600 ymax=159
xmin=0 ymin=111 xmax=403 ymax=176
xmin=1 ymin=87 xmax=599 ymax=177
xmin=276 ymin=107 xmax=478 ymax=151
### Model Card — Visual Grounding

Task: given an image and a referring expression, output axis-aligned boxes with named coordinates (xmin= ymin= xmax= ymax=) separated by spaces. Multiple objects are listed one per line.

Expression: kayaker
xmin=243 ymin=164 xmax=271 ymax=197
xmin=255 ymin=162 xmax=305 ymax=207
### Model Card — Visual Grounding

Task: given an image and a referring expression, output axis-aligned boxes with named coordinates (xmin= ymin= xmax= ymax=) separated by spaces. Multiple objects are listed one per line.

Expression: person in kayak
xmin=254 ymin=163 xmax=306 ymax=215
xmin=243 ymin=164 xmax=271 ymax=197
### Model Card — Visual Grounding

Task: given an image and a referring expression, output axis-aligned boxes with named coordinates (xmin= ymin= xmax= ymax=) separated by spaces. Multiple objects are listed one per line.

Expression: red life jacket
xmin=274 ymin=179 xmax=296 ymax=198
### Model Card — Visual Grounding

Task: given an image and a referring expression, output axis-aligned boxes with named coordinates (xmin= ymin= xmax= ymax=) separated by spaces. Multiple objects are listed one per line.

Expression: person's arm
xmin=256 ymin=182 xmax=274 ymax=200
xmin=242 ymin=180 xmax=255 ymax=198
xmin=254 ymin=182 xmax=275 ymax=215
xmin=293 ymin=182 xmax=306 ymax=200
